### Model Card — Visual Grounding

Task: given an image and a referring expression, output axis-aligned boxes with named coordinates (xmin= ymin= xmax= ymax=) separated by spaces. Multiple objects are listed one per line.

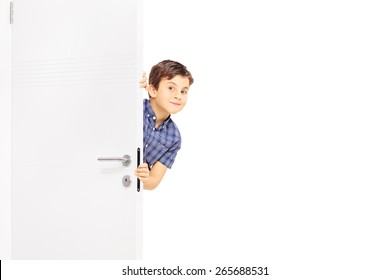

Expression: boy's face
xmin=150 ymin=75 xmax=190 ymax=115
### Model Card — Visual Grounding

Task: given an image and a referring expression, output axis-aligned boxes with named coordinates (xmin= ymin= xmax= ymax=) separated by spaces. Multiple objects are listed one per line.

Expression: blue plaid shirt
xmin=143 ymin=99 xmax=181 ymax=169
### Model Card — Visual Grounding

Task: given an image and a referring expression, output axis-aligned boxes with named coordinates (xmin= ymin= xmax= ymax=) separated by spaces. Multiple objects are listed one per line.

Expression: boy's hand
xmin=135 ymin=163 xmax=150 ymax=183
xmin=138 ymin=71 xmax=150 ymax=91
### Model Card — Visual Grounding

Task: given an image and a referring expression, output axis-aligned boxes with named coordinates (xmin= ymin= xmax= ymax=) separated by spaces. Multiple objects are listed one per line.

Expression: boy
xmin=135 ymin=60 xmax=194 ymax=190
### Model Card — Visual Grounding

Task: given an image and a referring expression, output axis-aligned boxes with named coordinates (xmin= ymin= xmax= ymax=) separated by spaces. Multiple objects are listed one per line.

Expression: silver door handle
xmin=97 ymin=155 xmax=131 ymax=166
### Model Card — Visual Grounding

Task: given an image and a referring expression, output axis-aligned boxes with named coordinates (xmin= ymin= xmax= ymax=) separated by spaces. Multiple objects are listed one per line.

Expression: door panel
xmin=12 ymin=84 xmax=137 ymax=168
xmin=13 ymin=166 xmax=138 ymax=259
xmin=12 ymin=0 xmax=142 ymax=259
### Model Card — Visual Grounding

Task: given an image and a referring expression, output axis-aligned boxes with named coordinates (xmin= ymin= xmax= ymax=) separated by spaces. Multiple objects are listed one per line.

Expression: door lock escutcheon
xmin=122 ymin=175 xmax=131 ymax=187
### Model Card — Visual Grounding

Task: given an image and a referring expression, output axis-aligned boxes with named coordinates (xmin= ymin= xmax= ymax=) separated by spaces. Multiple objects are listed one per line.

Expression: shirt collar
xmin=145 ymin=99 xmax=172 ymax=127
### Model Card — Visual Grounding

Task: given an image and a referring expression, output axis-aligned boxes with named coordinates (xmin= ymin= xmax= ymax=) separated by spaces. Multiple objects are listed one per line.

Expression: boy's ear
xmin=148 ymin=85 xmax=157 ymax=98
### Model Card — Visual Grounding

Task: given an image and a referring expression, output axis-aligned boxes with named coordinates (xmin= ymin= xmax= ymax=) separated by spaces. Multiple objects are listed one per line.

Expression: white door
xmin=11 ymin=0 xmax=143 ymax=259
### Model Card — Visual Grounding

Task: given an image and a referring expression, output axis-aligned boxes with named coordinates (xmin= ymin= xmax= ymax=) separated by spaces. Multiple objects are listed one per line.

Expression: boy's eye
xmin=181 ymin=90 xmax=188 ymax=95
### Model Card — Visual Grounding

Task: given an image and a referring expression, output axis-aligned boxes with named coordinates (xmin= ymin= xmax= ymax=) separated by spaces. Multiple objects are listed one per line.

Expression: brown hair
xmin=149 ymin=60 xmax=194 ymax=90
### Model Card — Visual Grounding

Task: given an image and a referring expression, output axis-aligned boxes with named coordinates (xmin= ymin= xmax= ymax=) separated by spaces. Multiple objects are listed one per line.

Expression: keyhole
xmin=122 ymin=175 xmax=131 ymax=187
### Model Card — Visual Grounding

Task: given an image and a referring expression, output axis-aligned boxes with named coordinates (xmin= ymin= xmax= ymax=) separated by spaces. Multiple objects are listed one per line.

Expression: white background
xmin=3 ymin=0 xmax=390 ymax=279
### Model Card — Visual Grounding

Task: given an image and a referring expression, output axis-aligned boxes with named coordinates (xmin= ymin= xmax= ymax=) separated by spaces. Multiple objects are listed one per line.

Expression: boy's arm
xmin=137 ymin=72 xmax=167 ymax=189
xmin=135 ymin=161 xmax=167 ymax=190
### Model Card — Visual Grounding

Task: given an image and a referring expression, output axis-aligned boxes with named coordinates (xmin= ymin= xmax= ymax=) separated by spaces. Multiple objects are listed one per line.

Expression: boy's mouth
xmin=169 ymin=101 xmax=181 ymax=106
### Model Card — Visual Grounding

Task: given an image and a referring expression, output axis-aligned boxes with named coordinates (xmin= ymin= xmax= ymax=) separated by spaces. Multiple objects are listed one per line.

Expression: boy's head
xmin=148 ymin=60 xmax=194 ymax=91
xmin=147 ymin=60 xmax=194 ymax=115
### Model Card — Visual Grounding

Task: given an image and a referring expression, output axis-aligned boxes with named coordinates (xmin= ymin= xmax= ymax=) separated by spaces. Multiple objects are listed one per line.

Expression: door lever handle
xmin=97 ymin=155 xmax=131 ymax=166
